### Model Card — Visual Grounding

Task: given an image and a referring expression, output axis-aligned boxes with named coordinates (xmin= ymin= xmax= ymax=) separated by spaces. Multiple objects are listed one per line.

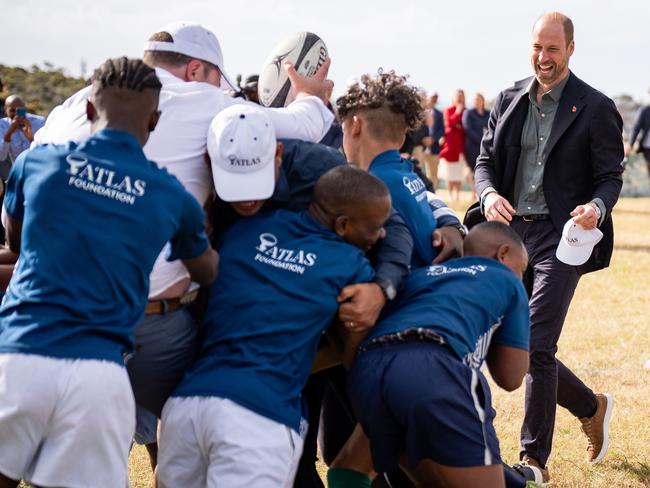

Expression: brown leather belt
xmin=145 ymin=290 xmax=198 ymax=315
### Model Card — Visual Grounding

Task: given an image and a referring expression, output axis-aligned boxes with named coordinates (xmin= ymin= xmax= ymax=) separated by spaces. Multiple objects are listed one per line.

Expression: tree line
xmin=0 ymin=63 xmax=87 ymax=116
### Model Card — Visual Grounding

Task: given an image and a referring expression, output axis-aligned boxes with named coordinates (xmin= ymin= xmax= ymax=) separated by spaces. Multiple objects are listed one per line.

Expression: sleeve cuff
xmin=426 ymin=191 xmax=461 ymax=226
xmin=591 ymin=197 xmax=606 ymax=226
xmin=479 ymin=187 xmax=497 ymax=213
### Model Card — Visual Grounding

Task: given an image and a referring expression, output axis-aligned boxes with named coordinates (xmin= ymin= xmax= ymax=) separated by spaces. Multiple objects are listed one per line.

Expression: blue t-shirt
xmin=174 ymin=210 xmax=374 ymax=432
xmin=365 ymin=258 xmax=529 ymax=367
xmin=0 ymin=129 xmax=209 ymax=364
xmin=369 ymin=150 xmax=438 ymax=267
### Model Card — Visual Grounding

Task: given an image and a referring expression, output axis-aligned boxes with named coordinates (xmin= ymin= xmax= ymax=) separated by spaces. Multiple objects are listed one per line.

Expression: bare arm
xmin=0 ymin=264 xmax=15 ymax=292
xmin=181 ymin=248 xmax=219 ymax=286
xmin=4 ymin=215 xmax=22 ymax=254
xmin=338 ymin=322 xmax=372 ymax=370
xmin=0 ymin=247 xmax=18 ymax=265
xmin=485 ymin=345 xmax=529 ymax=392
xmin=337 ymin=283 xmax=385 ymax=331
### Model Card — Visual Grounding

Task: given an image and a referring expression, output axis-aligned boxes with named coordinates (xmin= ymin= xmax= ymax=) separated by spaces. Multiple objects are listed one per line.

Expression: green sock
xmin=326 ymin=467 xmax=372 ymax=488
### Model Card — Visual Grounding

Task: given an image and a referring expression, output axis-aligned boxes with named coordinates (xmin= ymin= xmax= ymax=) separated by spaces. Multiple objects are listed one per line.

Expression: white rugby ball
xmin=258 ymin=32 xmax=328 ymax=108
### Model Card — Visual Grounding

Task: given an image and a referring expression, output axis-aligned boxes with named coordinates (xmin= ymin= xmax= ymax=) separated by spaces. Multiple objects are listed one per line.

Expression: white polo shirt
xmin=33 ymin=67 xmax=334 ymax=297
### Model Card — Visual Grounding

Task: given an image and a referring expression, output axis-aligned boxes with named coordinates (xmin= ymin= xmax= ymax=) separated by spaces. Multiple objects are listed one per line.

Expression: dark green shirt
xmin=513 ymin=75 xmax=569 ymax=215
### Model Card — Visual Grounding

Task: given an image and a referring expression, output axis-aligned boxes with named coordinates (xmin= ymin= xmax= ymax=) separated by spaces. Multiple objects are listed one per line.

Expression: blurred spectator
xmin=319 ymin=106 xmax=343 ymax=150
xmin=319 ymin=82 xmax=343 ymax=150
xmin=462 ymin=92 xmax=489 ymax=173
xmin=0 ymin=95 xmax=46 ymax=178
xmin=0 ymin=78 xmax=4 ymax=114
xmin=627 ymin=101 xmax=650 ymax=184
xmin=399 ymin=125 xmax=427 ymax=158
xmin=401 ymin=93 xmax=440 ymax=187
xmin=418 ymin=92 xmax=444 ymax=189
xmin=440 ymin=89 xmax=466 ymax=201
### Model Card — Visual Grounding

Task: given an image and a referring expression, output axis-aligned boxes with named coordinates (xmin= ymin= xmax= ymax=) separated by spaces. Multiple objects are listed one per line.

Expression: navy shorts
xmin=348 ymin=341 xmax=501 ymax=473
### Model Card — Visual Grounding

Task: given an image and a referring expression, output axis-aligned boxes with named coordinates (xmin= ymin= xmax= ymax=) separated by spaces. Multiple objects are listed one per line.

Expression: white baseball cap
xmin=556 ymin=219 xmax=603 ymax=266
xmin=143 ymin=21 xmax=236 ymax=90
xmin=207 ymin=104 xmax=277 ymax=202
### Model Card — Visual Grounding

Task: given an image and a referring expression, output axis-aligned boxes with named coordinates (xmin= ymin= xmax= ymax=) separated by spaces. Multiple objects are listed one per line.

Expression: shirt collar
xmin=301 ymin=210 xmax=347 ymax=241
xmin=528 ymin=73 xmax=570 ymax=104
xmin=368 ymin=149 xmax=401 ymax=170
xmin=91 ymin=129 xmax=143 ymax=150
xmin=154 ymin=67 xmax=177 ymax=84
xmin=271 ymin=166 xmax=291 ymax=203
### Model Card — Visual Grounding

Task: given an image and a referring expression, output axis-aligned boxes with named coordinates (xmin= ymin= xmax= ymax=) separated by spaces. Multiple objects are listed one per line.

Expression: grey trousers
xmin=127 ymin=308 xmax=200 ymax=419
xmin=511 ymin=218 xmax=598 ymax=466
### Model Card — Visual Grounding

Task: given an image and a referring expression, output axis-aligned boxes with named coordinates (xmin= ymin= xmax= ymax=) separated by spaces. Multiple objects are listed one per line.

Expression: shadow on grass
xmin=610 ymin=457 xmax=650 ymax=486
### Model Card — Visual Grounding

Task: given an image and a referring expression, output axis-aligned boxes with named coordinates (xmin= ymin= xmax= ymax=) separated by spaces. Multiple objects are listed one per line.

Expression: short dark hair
xmin=336 ymin=70 xmax=424 ymax=143
xmin=313 ymin=165 xmax=390 ymax=219
xmin=464 ymin=221 xmax=525 ymax=256
xmin=91 ymin=57 xmax=161 ymax=94
xmin=144 ymin=31 xmax=219 ymax=76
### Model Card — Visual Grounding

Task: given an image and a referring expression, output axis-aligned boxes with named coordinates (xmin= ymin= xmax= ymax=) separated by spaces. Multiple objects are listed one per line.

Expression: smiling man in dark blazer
xmin=474 ymin=11 xmax=624 ymax=483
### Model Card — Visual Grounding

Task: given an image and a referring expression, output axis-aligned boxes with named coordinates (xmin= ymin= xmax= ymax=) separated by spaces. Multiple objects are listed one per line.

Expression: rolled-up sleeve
xmin=265 ymin=96 xmax=334 ymax=143
xmin=426 ymin=191 xmax=461 ymax=228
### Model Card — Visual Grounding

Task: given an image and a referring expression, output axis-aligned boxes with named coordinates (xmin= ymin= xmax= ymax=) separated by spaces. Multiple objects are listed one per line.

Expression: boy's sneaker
xmin=579 ymin=392 xmax=613 ymax=464
xmin=512 ymin=456 xmax=550 ymax=484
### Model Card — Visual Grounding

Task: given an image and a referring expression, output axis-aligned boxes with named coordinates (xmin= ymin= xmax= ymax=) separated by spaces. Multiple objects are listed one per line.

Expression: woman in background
xmin=439 ymin=89 xmax=465 ymax=202
xmin=463 ymin=92 xmax=490 ymax=195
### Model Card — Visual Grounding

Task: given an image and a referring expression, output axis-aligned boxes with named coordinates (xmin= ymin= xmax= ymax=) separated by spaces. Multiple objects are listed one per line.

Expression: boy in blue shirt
xmin=318 ymin=71 xmax=466 ymax=487
xmin=0 ymin=57 xmax=217 ymax=488
xmin=335 ymin=70 xmax=465 ymax=272
xmin=330 ymin=222 xmax=532 ymax=488
xmin=156 ymin=165 xmax=391 ymax=488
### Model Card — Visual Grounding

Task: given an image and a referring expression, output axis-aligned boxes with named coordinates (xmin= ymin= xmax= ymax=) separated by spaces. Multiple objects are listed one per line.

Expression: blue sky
xmin=2 ymin=0 xmax=649 ymax=103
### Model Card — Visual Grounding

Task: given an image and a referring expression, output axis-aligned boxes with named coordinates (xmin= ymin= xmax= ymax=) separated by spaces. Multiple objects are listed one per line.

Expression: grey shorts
xmin=127 ymin=308 xmax=200 ymax=418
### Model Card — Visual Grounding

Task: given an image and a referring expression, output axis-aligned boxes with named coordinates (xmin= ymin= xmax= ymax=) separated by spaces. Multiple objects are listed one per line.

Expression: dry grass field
xmin=124 ymin=193 xmax=650 ymax=487
xmin=477 ymin=194 xmax=650 ymax=488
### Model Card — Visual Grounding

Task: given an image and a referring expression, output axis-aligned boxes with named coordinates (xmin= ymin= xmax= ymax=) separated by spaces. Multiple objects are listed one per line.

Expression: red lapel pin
xmin=572 ymin=106 xmax=577 ymax=112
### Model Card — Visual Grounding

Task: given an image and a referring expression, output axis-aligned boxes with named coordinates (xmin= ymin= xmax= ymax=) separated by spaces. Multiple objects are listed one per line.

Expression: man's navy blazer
xmin=475 ymin=71 xmax=624 ymax=274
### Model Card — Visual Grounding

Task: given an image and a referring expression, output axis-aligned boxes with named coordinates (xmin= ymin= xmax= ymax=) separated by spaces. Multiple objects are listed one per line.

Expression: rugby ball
xmin=258 ymin=32 xmax=328 ymax=108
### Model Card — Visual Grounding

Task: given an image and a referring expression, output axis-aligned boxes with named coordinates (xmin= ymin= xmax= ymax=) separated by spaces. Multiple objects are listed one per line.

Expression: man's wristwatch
xmin=375 ymin=277 xmax=397 ymax=301
xmin=454 ymin=224 xmax=468 ymax=238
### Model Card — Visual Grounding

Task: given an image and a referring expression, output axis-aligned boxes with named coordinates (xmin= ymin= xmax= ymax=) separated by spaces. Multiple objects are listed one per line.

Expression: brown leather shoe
xmin=513 ymin=455 xmax=550 ymax=484
xmin=579 ymin=392 xmax=614 ymax=464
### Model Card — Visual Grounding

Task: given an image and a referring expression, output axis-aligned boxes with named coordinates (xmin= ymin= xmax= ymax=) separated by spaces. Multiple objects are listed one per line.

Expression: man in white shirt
xmin=33 ymin=21 xmax=334 ymax=468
